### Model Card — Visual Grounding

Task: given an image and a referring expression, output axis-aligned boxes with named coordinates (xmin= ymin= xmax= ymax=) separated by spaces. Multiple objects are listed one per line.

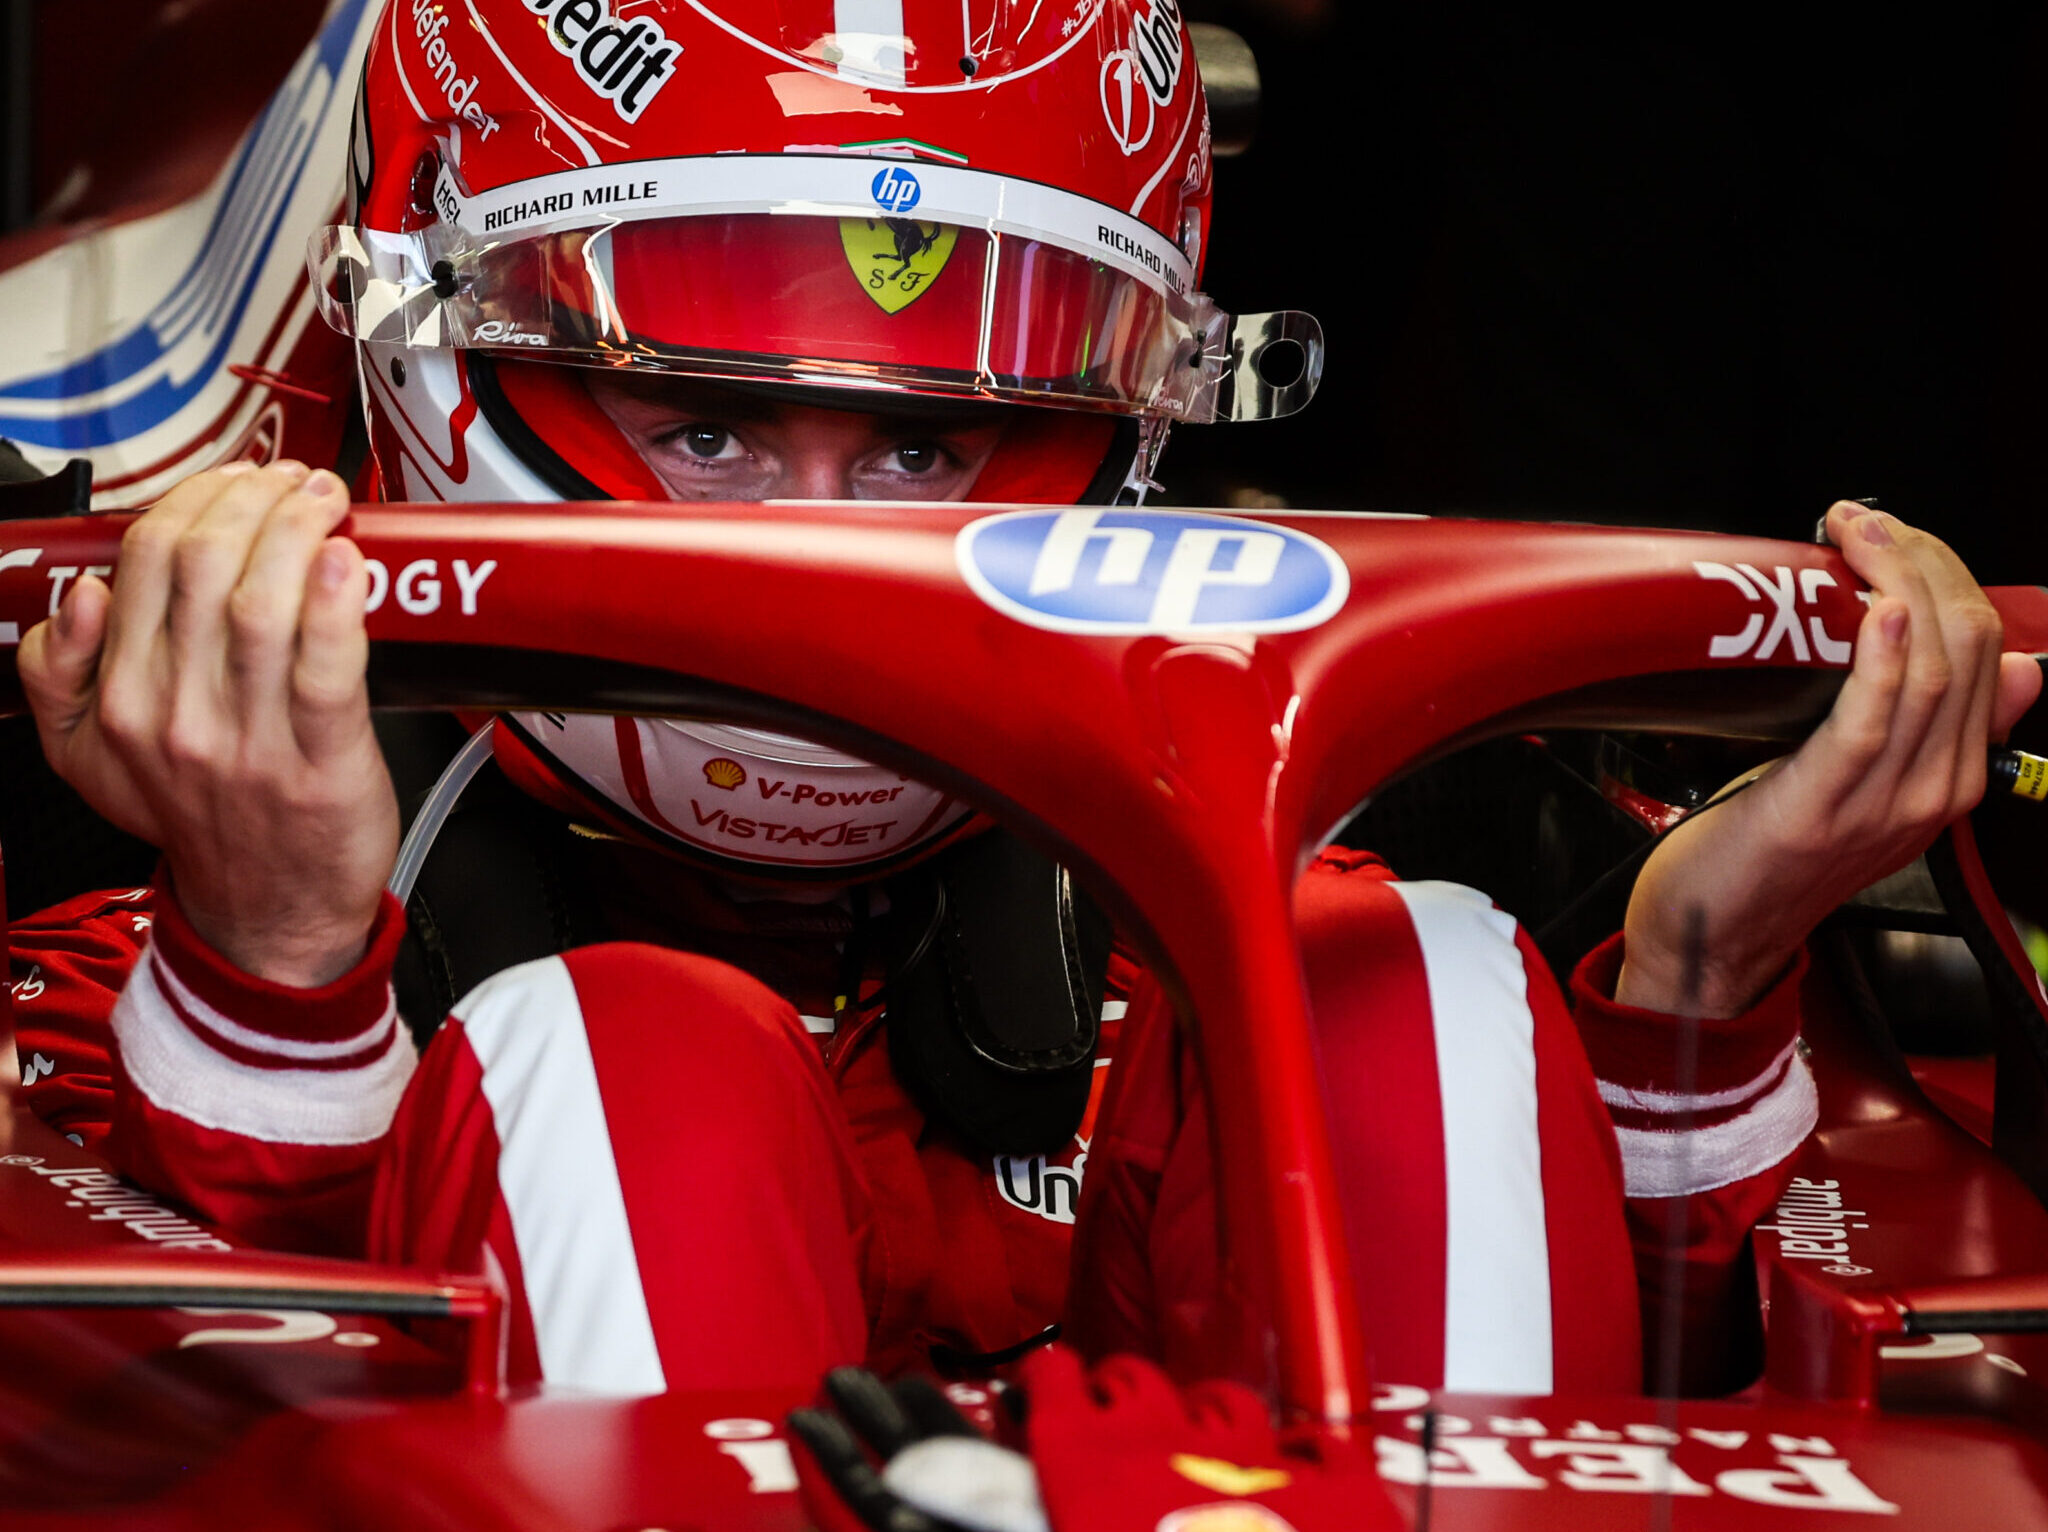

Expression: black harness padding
xmin=883 ymin=832 xmax=1112 ymax=1157
xmin=390 ymin=755 xmax=610 ymax=1048
xmin=0 ymin=715 xmax=157 ymax=918
xmin=0 ymin=442 xmax=90 ymax=514
xmin=0 ymin=441 xmax=160 ymax=915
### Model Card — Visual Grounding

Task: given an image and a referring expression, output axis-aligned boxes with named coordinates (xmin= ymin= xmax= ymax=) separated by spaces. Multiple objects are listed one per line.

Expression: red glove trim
xmin=1571 ymin=933 xmax=1806 ymax=1098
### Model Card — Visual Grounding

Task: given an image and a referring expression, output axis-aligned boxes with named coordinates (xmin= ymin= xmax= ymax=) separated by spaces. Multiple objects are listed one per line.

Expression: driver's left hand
xmin=789 ymin=1350 xmax=1405 ymax=1532
xmin=1616 ymin=500 xmax=2042 ymax=1018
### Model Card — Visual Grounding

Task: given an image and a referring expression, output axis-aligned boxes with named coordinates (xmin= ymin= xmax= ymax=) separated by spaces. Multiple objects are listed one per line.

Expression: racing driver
xmin=7 ymin=0 xmax=2041 ymax=1425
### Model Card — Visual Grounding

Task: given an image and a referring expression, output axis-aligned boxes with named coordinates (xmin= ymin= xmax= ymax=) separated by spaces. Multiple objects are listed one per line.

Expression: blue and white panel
xmin=0 ymin=0 xmax=378 ymax=504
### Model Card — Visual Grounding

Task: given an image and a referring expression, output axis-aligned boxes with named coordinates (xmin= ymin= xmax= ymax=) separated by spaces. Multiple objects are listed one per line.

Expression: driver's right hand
xmin=19 ymin=461 xmax=398 ymax=987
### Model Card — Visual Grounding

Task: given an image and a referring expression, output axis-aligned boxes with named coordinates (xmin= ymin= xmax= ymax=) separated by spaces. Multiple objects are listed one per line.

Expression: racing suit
xmin=9 ymin=841 xmax=1809 ymax=1399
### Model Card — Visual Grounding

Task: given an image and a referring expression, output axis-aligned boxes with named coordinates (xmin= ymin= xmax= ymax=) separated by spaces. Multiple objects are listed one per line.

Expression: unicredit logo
xmin=956 ymin=508 xmax=1349 ymax=635
xmin=526 ymin=0 xmax=681 ymax=121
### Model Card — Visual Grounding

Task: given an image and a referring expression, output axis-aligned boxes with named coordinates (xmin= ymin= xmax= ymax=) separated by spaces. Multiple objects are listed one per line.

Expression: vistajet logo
xmin=526 ymin=0 xmax=681 ymax=122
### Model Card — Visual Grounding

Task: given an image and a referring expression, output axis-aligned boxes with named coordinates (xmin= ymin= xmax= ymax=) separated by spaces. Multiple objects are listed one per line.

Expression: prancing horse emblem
xmin=839 ymin=217 xmax=960 ymax=314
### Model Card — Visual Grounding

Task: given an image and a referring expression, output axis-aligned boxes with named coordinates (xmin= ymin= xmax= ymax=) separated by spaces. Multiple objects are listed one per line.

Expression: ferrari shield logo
xmin=840 ymin=217 xmax=959 ymax=313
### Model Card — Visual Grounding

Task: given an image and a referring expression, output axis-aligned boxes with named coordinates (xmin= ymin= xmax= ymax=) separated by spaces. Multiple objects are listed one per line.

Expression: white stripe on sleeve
xmin=149 ymin=948 xmax=404 ymax=1062
xmin=1611 ymin=1056 xmax=1818 ymax=1200
xmin=1597 ymin=1039 xmax=1800 ymax=1117
xmin=112 ymin=945 xmax=414 ymax=1146
xmin=454 ymin=956 xmax=667 ymax=1396
xmin=1390 ymin=881 xmax=1555 ymax=1397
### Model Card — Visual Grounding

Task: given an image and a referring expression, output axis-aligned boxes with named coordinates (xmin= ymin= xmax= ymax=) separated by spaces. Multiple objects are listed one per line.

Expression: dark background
xmin=1167 ymin=5 xmax=2046 ymax=583
xmin=2 ymin=2 xmax=2042 ymax=576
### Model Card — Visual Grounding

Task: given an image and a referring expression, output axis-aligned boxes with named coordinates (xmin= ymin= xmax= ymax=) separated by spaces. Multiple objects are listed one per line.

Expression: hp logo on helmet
xmin=872 ymin=166 xmax=922 ymax=214
xmin=957 ymin=509 xmax=1350 ymax=635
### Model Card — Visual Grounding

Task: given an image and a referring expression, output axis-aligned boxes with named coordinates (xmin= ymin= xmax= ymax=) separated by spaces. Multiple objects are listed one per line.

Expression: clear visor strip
xmin=311 ymin=158 xmax=1324 ymax=422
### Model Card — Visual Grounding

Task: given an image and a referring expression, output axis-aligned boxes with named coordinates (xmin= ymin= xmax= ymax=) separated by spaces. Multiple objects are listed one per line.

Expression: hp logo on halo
xmin=957 ymin=509 xmax=1350 ymax=635
xmin=872 ymin=166 xmax=922 ymax=214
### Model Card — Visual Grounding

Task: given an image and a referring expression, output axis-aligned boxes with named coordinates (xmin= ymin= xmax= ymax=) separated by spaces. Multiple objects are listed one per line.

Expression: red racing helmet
xmin=312 ymin=0 xmax=1323 ymax=877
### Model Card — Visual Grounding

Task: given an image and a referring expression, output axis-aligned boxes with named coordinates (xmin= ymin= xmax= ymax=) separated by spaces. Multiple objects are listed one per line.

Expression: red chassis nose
xmin=0 ymin=503 xmax=2041 ymax=1528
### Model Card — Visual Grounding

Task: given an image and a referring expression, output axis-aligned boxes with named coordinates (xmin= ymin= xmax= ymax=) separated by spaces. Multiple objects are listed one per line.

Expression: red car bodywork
xmin=5 ymin=3 xmax=2048 ymax=1523
xmin=0 ymin=507 xmax=2041 ymax=1526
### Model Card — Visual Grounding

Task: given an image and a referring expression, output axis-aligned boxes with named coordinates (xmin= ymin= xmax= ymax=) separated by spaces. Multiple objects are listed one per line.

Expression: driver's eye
xmin=681 ymin=425 xmax=732 ymax=458
xmin=893 ymin=442 xmax=940 ymax=474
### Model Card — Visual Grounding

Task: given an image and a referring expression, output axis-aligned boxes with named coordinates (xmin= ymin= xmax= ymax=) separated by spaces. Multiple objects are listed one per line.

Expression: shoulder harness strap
xmin=882 ymin=831 xmax=1112 ymax=1156
xmin=384 ymin=717 xmax=606 ymax=1045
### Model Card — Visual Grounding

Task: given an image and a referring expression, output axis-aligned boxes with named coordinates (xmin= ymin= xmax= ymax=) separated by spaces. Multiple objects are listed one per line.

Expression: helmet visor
xmin=311 ymin=159 xmax=1321 ymax=423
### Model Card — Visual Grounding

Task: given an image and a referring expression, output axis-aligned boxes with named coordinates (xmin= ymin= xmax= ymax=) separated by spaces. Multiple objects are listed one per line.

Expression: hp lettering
xmin=871 ymin=166 xmax=922 ymax=214
xmin=957 ymin=509 xmax=1349 ymax=635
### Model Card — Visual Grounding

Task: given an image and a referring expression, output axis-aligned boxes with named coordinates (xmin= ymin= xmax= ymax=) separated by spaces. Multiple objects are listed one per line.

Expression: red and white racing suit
xmin=9 ymin=845 xmax=1811 ymax=1399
